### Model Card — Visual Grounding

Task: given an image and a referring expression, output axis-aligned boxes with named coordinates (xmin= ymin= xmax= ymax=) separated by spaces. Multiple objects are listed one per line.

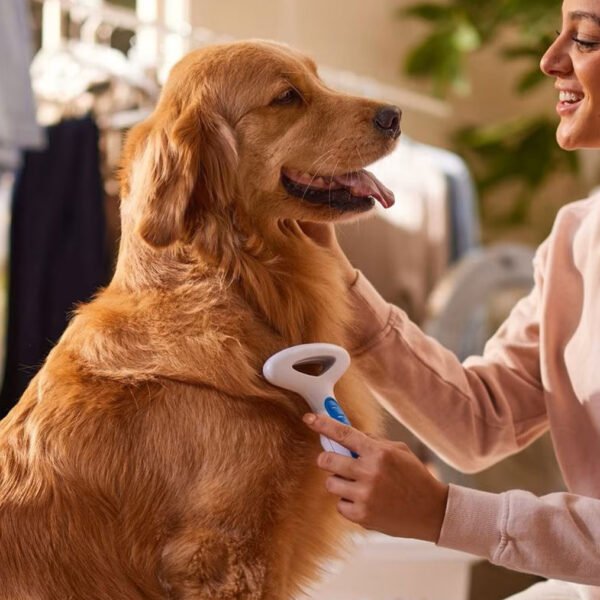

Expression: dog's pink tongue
xmin=333 ymin=170 xmax=395 ymax=208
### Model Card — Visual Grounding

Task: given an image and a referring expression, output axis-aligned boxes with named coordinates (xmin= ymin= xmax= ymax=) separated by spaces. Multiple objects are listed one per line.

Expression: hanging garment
xmin=336 ymin=137 xmax=450 ymax=324
xmin=0 ymin=117 xmax=108 ymax=417
xmin=415 ymin=141 xmax=480 ymax=261
xmin=337 ymin=137 xmax=480 ymax=323
xmin=0 ymin=0 xmax=45 ymax=170
xmin=0 ymin=173 xmax=15 ymax=389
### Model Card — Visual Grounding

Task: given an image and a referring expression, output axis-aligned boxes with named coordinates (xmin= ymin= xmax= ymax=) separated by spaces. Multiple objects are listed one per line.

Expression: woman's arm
xmin=440 ymin=483 xmax=600 ymax=585
xmin=349 ymin=269 xmax=548 ymax=472
xmin=300 ymin=222 xmax=549 ymax=472
xmin=304 ymin=414 xmax=600 ymax=586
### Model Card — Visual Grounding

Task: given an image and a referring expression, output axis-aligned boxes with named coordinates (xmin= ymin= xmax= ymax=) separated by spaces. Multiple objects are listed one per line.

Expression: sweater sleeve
xmin=344 ymin=232 xmax=600 ymax=585
xmin=438 ymin=484 xmax=600 ymax=585
xmin=346 ymin=242 xmax=549 ymax=473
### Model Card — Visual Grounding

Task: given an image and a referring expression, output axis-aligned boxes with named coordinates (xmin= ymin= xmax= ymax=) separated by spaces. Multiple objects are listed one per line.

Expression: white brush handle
xmin=262 ymin=344 xmax=356 ymax=458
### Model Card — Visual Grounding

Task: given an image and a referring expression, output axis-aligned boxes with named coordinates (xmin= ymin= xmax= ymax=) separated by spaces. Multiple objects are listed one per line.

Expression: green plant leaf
xmin=398 ymin=3 xmax=451 ymax=21
xmin=452 ymin=21 xmax=481 ymax=52
xmin=400 ymin=0 xmax=570 ymax=233
xmin=516 ymin=68 xmax=547 ymax=93
xmin=403 ymin=30 xmax=471 ymax=96
xmin=454 ymin=116 xmax=579 ymax=226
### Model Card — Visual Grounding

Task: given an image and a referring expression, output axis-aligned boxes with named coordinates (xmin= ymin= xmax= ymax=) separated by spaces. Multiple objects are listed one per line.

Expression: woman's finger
xmin=297 ymin=221 xmax=335 ymax=247
xmin=317 ymin=451 xmax=363 ymax=480
xmin=325 ymin=475 xmax=360 ymax=501
xmin=337 ymin=498 xmax=367 ymax=526
xmin=303 ymin=414 xmax=372 ymax=455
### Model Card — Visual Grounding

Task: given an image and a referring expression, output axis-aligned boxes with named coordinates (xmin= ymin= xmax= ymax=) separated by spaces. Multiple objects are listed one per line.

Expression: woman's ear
xmin=121 ymin=103 xmax=238 ymax=248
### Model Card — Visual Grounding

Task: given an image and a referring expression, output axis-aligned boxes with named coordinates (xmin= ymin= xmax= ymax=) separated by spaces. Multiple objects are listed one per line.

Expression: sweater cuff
xmin=437 ymin=484 xmax=505 ymax=562
xmin=347 ymin=270 xmax=393 ymax=354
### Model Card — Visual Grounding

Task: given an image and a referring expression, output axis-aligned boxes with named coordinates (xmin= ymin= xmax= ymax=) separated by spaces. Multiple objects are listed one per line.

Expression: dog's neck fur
xmin=224 ymin=218 xmax=352 ymax=346
xmin=110 ymin=215 xmax=352 ymax=348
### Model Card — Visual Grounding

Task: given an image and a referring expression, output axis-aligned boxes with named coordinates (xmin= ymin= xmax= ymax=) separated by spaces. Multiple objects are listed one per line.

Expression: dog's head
xmin=120 ymin=41 xmax=400 ymax=253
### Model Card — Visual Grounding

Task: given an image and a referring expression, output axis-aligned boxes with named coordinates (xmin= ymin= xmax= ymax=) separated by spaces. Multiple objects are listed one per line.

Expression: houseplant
xmin=401 ymin=0 xmax=579 ymax=232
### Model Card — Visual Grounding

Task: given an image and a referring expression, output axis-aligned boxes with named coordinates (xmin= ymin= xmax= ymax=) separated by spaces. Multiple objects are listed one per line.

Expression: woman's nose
xmin=540 ymin=36 xmax=572 ymax=77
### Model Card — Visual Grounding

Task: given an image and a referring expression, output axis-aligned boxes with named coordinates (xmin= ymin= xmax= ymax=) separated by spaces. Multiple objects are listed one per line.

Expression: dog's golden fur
xmin=0 ymin=41 xmax=398 ymax=599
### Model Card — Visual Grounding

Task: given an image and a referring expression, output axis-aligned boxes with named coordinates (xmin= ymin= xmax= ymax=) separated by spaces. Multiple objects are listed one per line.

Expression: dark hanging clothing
xmin=0 ymin=117 xmax=108 ymax=417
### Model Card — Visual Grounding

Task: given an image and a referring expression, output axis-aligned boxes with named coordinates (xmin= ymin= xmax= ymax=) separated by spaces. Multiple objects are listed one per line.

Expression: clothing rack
xmin=31 ymin=0 xmax=452 ymax=118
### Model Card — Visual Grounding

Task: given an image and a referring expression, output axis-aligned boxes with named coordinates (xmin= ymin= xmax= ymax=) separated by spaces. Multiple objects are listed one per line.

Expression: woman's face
xmin=541 ymin=0 xmax=600 ymax=149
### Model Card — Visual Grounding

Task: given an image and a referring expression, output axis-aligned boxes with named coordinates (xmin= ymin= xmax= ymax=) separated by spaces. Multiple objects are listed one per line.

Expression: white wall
xmin=187 ymin=1 xmax=551 ymax=144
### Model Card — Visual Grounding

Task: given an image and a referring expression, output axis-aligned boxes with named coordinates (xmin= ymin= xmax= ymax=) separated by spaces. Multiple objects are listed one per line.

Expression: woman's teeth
xmin=560 ymin=91 xmax=584 ymax=103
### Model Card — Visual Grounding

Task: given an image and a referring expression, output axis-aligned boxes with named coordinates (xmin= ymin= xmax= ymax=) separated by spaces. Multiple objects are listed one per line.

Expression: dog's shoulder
xmin=55 ymin=282 xmax=276 ymax=397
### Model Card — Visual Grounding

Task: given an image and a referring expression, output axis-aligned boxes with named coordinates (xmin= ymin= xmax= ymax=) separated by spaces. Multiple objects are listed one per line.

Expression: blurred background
xmin=1 ymin=0 xmax=591 ymax=598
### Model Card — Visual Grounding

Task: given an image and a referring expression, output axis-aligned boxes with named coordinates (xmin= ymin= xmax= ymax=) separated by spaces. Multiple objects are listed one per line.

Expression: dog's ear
xmin=121 ymin=104 xmax=238 ymax=248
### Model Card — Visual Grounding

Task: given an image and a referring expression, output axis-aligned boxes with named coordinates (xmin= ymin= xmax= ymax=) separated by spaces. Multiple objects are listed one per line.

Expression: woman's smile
xmin=541 ymin=0 xmax=600 ymax=149
xmin=556 ymin=87 xmax=585 ymax=116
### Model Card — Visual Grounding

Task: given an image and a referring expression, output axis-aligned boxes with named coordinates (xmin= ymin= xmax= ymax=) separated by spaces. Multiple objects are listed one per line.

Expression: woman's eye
xmin=572 ymin=36 xmax=600 ymax=51
xmin=271 ymin=88 xmax=300 ymax=106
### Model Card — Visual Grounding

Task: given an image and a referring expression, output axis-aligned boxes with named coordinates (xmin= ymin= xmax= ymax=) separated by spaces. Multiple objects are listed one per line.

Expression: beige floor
xmin=305 ymin=536 xmax=478 ymax=600
xmin=504 ymin=580 xmax=600 ymax=600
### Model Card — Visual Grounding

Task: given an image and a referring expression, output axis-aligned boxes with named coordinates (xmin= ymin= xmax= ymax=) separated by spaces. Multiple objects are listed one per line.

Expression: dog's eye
xmin=270 ymin=88 xmax=301 ymax=106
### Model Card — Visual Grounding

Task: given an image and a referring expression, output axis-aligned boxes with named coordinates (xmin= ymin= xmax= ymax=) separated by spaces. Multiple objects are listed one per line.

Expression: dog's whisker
xmin=329 ymin=157 xmax=342 ymax=209
xmin=296 ymin=136 xmax=365 ymax=204
xmin=354 ymin=143 xmax=367 ymax=174
xmin=305 ymin=148 xmax=336 ymax=174
xmin=353 ymin=143 xmax=362 ymax=164
xmin=299 ymin=149 xmax=337 ymax=201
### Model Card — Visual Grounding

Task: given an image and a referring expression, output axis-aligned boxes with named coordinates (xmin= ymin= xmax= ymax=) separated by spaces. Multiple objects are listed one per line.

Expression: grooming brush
xmin=263 ymin=343 xmax=357 ymax=457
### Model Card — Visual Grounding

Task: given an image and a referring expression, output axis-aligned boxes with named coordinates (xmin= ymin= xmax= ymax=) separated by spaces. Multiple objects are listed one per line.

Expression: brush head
xmin=263 ymin=343 xmax=356 ymax=457
xmin=262 ymin=343 xmax=350 ymax=402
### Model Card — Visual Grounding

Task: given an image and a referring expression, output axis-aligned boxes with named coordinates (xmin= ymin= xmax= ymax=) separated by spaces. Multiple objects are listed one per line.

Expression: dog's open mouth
xmin=281 ymin=168 xmax=395 ymax=212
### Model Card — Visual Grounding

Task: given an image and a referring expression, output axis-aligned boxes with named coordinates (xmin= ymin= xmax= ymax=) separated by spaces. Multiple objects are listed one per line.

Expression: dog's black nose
xmin=374 ymin=105 xmax=401 ymax=139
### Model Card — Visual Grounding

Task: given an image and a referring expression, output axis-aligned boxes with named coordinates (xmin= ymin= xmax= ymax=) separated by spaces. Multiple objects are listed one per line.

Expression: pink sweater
xmin=348 ymin=195 xmax=600 ymax=589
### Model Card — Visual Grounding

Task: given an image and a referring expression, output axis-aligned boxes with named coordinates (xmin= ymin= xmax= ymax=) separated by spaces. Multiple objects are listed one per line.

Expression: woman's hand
xmin=298 ymin=222 xmax=357 ymax=286
xmin=303 ymin=413 xmax=449 ymax=543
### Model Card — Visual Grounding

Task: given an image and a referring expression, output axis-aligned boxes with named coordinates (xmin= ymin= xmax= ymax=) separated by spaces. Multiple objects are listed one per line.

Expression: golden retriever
xmin=0 ymin=40 xmax=400 ymax=599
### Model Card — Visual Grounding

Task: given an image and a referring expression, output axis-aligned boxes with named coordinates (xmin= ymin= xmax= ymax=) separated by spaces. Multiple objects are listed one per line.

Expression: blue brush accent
xmin=324 ymin=397 xmax=351 ymax=424
xmin=324 ymin=397 xmax=359 ymax=458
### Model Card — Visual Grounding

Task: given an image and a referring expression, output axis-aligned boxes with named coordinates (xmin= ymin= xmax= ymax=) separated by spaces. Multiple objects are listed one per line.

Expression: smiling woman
xmin=541 ymin=1 xmax=600 ymax=149
xmin=302 ymin=1 xmax=600 ymax=598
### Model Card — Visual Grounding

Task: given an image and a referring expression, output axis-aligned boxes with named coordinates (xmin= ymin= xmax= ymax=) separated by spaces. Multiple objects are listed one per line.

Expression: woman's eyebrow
xmin=569 ymin=10 xmax=600 ymax=27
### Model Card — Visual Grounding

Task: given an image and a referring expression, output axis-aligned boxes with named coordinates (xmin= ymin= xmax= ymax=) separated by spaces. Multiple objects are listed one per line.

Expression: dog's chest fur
xmin=0 ymin=247 xmax=379 ymax=599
